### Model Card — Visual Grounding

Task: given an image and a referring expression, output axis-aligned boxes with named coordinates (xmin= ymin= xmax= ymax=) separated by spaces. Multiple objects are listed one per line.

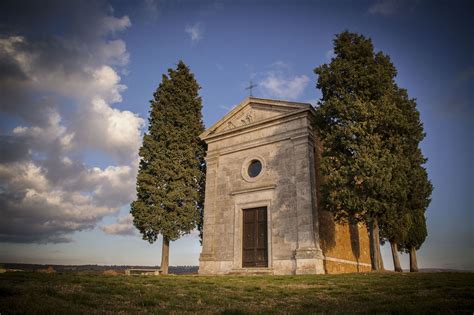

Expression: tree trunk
xmin=374 ymin=221 xmax=385 ymax=270
xmin=409 ymin=246 xmax=418 ymax=272
xmin=369 ymin=218 xmax=384 ymax=271
xmin=368 ymin=219 xmax=379 ymax=271
xmin=390 ymin=241 xmax=402 ymax=272
xmin=160 ymin=236 xmax=170 ymax=275
xmin=376 ymin=235 xmax=384 ymax=271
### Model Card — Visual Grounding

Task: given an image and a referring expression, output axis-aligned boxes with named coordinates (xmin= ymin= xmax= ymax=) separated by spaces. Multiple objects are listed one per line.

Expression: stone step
xmin=228 ymin=268 xmax=274 ymax=275
xmin=125 ymin=268 xmax=162 ymax=276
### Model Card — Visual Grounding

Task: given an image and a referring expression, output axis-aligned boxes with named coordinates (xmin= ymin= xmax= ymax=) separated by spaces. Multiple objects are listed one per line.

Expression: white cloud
xmin=368 ymin=0 xmax=419 ymax=16
xmin=100 ymin=40 xmax=130 ymax=67
xmin=325 ymin=49 xmax=335 ymax=60
xmin=185 ymin=22 xmax=203 ymax=43
xmin=74 ymin=98 xmax=144 ymax=163
xmin=219 ymin=105 xmax=233 ymax=111
xmin=143 ymin=0 xmax=161 ymax=21
xmin=307 ymin=99 xmax=319 ymax=107
xmin=102 ymin=15 xmax=131 ymax=34
xmin=254 ymin=61 xmax=311 ymax=100
xmin=100 ymin=214 xmax=136 ymax=236
xmin=12 ymin=110 xmax=75 ymax=153
xmin=89 ymin=164 xmax=138 ymax=208
xmin=0 ymin=3 xmax=143 ymax=243
xmin=0 ymin=161 xmax=117 ymax=243
xmin=0 ymin=162 xmax=49 ymax=193
xmin=271 ymin=61 xmax=291 ymax=70
xmin=0 ymin=153 xmax=139 ymax=243
xmin=259 ymin=72 xmax=310 ymax=100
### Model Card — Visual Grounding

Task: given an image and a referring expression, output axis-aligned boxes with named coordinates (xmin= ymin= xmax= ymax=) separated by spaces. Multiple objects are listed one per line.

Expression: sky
xmin=0 ymin=0 xmax=472 ymax=270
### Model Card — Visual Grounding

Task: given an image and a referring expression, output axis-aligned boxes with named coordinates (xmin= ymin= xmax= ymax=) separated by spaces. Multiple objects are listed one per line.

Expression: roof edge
xmin=200 ymin=97 xmax=313 ymax=139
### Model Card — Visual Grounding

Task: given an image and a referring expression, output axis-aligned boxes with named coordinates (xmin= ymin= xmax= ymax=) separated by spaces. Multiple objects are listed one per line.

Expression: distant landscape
xmin=2 ymin=263 xmax=473 ymax=274
xmin=0 ymin=263 xmax=198 ymax=275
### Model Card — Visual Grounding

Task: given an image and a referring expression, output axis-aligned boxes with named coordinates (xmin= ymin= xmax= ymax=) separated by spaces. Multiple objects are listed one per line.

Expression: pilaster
xmin=292 ymin=133 xmax=324 ymax=274
xmin=198 ymin=154 xmax=219 ymax=273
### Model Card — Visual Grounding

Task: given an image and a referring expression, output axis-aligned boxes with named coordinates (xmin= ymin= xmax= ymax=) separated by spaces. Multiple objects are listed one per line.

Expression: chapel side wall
xmin=314 ymin=137 xmax=372 ymax=274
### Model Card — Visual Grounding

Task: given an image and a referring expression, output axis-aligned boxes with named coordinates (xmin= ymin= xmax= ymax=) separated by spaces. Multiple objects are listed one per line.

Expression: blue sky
xmin=0 ymin=0 xmax=472 ymax=270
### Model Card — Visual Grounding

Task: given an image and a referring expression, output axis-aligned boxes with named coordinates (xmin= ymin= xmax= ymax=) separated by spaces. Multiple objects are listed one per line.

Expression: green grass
xmin=0 ymin=272 xmax=473 ymax=314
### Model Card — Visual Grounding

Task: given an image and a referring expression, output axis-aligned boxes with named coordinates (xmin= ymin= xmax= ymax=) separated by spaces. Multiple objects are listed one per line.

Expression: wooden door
xmin=242 ymin=207 xmax=268 ymax=267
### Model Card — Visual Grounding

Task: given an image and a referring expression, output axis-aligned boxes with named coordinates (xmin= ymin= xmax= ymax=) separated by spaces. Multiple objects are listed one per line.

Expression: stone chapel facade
xmin=198 ymin=97 xmax=372 ymax=275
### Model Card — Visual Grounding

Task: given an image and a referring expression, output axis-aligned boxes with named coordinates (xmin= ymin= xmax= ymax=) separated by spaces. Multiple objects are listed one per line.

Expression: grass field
xmin=0 ymin=272 xmax=473 ymax=314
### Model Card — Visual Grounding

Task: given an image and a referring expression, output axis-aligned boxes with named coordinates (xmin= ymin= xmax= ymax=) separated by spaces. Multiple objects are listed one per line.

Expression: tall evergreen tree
xmin=131 ymin=61 xmax=206 ymax=274
xmin=399 ymin=158 xmax=432 ymax=272
xmin=315 ymin=32 xmax=432 ymax=271
xmin=378 ymin=88 xmax=431 ymax=272
xmin=314 ymin=31 xmax=409 ymax=270
xmin=395 ymin=93 xmax=432 ymax=272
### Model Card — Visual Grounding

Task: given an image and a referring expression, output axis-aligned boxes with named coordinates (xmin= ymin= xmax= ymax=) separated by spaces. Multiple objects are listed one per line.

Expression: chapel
xmin=198 ymin=97 xmax=372 ymax=275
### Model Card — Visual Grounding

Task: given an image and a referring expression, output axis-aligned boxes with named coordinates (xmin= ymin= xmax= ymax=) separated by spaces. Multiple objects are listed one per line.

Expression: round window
xmin=247 ymin=160 xmax=262 ymax=178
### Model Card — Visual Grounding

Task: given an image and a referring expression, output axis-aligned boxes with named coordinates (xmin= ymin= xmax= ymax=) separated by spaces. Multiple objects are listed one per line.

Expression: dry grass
xmin=0 ymin=271 xmax=473 ymax=314
xmin=102 ymin=270 xmax=120 ymax=276
xmin=36 ymin=266 xmax=56 ymax=273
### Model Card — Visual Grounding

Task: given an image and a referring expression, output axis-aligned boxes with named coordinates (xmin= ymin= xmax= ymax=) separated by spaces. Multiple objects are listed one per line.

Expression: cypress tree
xmin=314 ymin=31 xmax=405 ymax=270
xmin=395 ymin=92 xmax=432 ymax=272
xmin=315 ymin=32 xmax=432 ymax=271
xmin=379 ymin=88 xmax=431 ymax=272
xmin=131 ymin=61 xmax=206 ymax=274
xmin=399 ymin=157 xmax=432 ymax=272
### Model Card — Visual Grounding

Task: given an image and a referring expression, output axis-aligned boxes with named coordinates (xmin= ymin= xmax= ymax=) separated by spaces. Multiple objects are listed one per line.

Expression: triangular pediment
xmin=201 ymin=97 xmax=311 ymax=139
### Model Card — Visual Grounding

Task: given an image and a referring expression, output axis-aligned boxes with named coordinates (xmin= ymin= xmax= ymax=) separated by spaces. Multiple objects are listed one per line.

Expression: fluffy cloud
xmin=259 ymin=73 xmax=309 ymax=100
xmin=185 ymin=22 xmax=203 ymax=43
xmin=257 ymin=62 xmax=310 ymax=100
xmin=0 ymin=1 xmax=143 ymax=243
xmin=0 ymin=162 xmax=117 ymax=243
xmin=100 ymin=214 xmax=136 ymax=236
xmin=102 ymin=15 xmax=131 ymax=34
xmin=74 ymin=98 xmax=144 ymax=163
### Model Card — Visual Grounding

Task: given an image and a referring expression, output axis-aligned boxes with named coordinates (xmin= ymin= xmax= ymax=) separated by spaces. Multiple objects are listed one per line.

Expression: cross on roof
xmin=245 ymin=80 xmax=257 ymax=97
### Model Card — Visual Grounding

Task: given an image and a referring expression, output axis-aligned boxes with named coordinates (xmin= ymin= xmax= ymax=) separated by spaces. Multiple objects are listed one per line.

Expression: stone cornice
xmin=206 ymin=127 xmax=312 ymax=157
xmin=201 ymin=97 xmax=315 ymax=140
xmin=230 ymin=185 xmax=276 ymax=196
xmin=203 ymin=108 xmax=313 ymax=143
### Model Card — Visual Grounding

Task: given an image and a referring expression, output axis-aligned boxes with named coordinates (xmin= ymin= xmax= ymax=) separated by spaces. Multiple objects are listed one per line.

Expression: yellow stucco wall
xmin=323 ymin=259 xmax=372 ymax=274
xmin=314 ymin=137 xmax=372 ymax=274
xmin=319 ymin=210 xmax=372 ymax=273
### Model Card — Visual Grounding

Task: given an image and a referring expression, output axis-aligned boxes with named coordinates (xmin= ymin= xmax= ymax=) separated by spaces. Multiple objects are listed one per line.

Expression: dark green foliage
xmin=314 ymin=31 xmax=403 ymax=224
xmin=314 ymin=31 xmax=432 ymax=266
xmin=131 ymin=61 xmax=206 ymax=243
xmin=379 ymin=90 xmax=428 ymax=247
xmin=377 ymin=69 xmax=432 ymax=253
xmin=398 ymin=162 xmax=432 ymax=252
xmin=403 ymin=209 xmax=428 ymax=251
